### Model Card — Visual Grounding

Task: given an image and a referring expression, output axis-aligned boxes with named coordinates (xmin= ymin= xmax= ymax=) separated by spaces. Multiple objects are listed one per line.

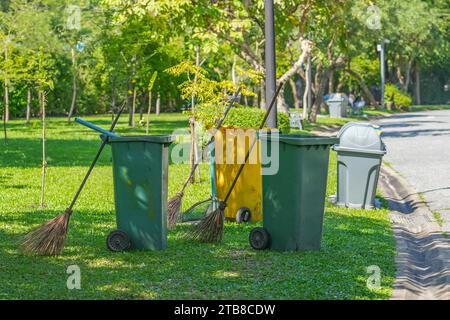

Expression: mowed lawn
xmin=0 ymin=114 xmax=395 ymax=299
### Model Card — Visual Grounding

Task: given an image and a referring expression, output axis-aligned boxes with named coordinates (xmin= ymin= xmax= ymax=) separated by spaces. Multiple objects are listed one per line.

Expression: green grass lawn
xmin=0 ymin=114 xmax=395 ymax=299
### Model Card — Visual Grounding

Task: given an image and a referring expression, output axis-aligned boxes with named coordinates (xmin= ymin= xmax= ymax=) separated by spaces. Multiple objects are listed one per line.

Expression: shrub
xmin=385 ymin=84 xmax=412 ymax=110
xmin=193 ymin=104 xmax=291 ymax=133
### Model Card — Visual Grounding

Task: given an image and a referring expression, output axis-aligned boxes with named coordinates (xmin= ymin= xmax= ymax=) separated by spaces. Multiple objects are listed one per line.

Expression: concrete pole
xmin=378 ymin=42 xmax=386 ymax=108
xmin=264 ymin=0 xmax=277 ymax=128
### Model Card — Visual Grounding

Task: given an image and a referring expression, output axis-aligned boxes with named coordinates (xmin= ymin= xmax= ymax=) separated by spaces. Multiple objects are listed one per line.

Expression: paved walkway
xmin=377 ymin=110 xmax=450 ymax=233
xmin=375 ymin=110 xmax=450 ymax=299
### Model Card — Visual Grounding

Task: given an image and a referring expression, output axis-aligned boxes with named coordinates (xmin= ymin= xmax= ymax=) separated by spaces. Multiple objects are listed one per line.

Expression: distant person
xmin=348 ymin=93 xmax=356 ymax=108
xmin=354 ymin=96 xmax=366 ymax=114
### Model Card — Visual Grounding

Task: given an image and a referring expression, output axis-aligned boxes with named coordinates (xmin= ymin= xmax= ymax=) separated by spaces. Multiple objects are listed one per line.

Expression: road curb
xmin=379 ymin=164 xmax=450 ymax=300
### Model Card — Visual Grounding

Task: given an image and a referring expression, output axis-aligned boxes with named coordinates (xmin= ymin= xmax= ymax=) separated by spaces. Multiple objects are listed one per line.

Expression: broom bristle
xmin=189 ymin=204 xmax=224 ymax=243
xmin=21 ymin=210 xmax=71 ymax=256
xmin=167 ymin=192 xmax=183 ymax=229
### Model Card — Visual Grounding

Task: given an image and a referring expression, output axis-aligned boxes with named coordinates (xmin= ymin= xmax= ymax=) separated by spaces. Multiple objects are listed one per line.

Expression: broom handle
xmin=223 ymin=85 xmax=282 ymax=203
xmin=66 ymin=102 xmax=126 ymax=212
xmin=178 ymin=87 xmax=242 ymax=193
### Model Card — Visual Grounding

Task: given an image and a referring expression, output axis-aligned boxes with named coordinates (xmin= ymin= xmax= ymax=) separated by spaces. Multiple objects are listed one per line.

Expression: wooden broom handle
xmin=223 ymin=85 xmax=283 ymax=203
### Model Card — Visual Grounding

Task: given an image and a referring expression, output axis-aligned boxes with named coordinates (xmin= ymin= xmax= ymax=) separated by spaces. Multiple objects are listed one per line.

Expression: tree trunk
xmin=4 ymin=80 xmax=9 ymax=122
xmin=128 ymin=83 xmax=135 ymax=127
xmin=26 ymin=88 xmax=32 ymax=124
xmin=146 ymin=91 xmax=152 ymax=134
xmin=111 ymin=86 xmax=116 ymax=122
xmin=168 ymin=97 xmax=175 ymax=111
xmin=404 ymin=60 xmax=413 ymax=92
xmin=277 ymin=83 xmax=289 ymax=113
xmin=191 ymin=45 xmax=201 ymax=113
xmin=155 ymin=92 xmax=161 ymax=115
xmin=309 ymin=69 xmax=328 ymax=123
xmin=259 ymin=80 xmax=266 ymax=109
xmin=303 ymin=55 xmax=312 ymax=121
xmin=189 ymin=118 xmax=196 ymax=184
xmin=2 ymin=91 xmax=7 ymax=144
xmin=132 ymin=85 xmax=137 ymax=125
xmin=189 ymin=45 xmax=201 ymax=183
xmin=310 ymin=57 xmax=347 ymax=122
xmin=336 ymin=73 xmax=345 ymax=92
xmin=4 ymin=43 xmax=9 ymax=122
xmin=139 ymin=91 xmax=145 ymax=121
xmin=253 ymin=83 xmax=259 ymax=107
xmin=68 ymin=47 xmax=77 ymax=122
xmin=127 ymin=89 xmax=132 ymax=126
xmin=40 ymin=91 xmax=47 ymax=208
xmin=289 ymin=78 xmax=300 ymax=110
xmin=232 ymin=55 xmax=237 ymax=84
xmin=128 ymin=55 xmax=137 ymax=127
xmin=328 ymin=70 xmax=335 ymax=94
xmin=347 ymin=69 xmax=379 ymax=108
xmin=396 ymin=65 xmax=405 ymax=90
xmin=413 ymin=62 xmax=421 ymax=105
xmin=386 ymin=101 xmax=395 ymax=111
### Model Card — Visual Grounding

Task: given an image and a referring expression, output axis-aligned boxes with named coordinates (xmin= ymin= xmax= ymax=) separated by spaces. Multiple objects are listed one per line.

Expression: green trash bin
xmin=250 ymin=133 xmax=338 ymax=251
xmin=107 ymin=135 xmax=174 ymax=251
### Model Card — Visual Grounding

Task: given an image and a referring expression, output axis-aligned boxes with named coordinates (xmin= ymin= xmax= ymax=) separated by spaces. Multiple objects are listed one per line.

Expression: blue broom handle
xmin=75 ymin=118 xmax=120 ymax=139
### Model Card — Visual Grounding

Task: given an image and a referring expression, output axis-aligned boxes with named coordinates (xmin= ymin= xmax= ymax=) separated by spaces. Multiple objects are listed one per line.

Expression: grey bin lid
xmin=334 ymin=122 xmax=386 ymax=154
xmin=108 ymin=135 xmax=175 ymax=144
xmin=327 ymin=97 xmax=345 ymax=102
xmin=327 ymin=93 xmax=348 ymax=103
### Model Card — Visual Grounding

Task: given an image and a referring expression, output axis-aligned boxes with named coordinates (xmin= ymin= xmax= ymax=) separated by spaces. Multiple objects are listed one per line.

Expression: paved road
xmin=377 ymin=109 xmax=450 ymax=232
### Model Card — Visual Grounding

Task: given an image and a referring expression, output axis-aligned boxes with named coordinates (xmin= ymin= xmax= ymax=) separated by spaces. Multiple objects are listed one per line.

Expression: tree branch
xmin=277 ymin=38 xmax=312 ymax=85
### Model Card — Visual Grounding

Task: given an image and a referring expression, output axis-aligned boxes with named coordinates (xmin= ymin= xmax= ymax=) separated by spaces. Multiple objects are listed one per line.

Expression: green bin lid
xmin=108 ymin=135 xmax=174 ymax=144
xmin=259 ymin=133 xmax=338 ymax=146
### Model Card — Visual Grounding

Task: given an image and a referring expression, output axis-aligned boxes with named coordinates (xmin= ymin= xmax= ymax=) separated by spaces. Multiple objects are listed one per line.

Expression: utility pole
xmin=377 ymin=39 xmax=389 ymax=108
xmin=264 ymin=0 xmax=277 ymax=128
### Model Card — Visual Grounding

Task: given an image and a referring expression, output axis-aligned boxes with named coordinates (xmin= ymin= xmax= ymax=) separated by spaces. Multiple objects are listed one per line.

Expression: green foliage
xmin=349 ymin=55 xmax=380 ymax=86
xmin=194 ymin=103 xmax=290 ymax=133
xmin=385 ymin=84 xmax=413 ymax=109
xmin=166 ymin=61 xmax=255 ymax=106
xmin=1 ymin=0 xmax=450 ymax=120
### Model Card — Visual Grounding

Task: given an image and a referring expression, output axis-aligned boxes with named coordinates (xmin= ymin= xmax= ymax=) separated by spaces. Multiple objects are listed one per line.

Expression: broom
xmin=21 ymin=102 xmax=126 ymax=256
xmin=190 ymin=84 xmax=283 ymax=242
xmin=167 ymin=87 xmax=242 ymax=229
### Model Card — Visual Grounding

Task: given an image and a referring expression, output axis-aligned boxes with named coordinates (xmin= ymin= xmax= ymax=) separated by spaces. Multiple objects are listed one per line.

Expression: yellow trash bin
xmin=213 ymin=127 xmax=262 ymax=222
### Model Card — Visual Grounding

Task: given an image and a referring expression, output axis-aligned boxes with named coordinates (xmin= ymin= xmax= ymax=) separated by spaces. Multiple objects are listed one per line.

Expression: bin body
xmin=327 ymin=94 xmax=348 ymax=118
xmin=333 ymin=123 xmax=386 ymax=209
xmin=329 ymin=100 xmax=347 ymax=118
xmin=336 ymin=149 xmax=383 ymax=209
xmin=259 ymin=134 xmax=338 ymax=251
xmin=214 ymin=127 xmax=262 ymax=222
xmin=108 ymin=135 xmax=173 ymax=250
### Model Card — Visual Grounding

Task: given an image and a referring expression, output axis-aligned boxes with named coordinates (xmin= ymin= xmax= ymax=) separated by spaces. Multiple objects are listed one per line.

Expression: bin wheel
xmin=107 ymin=230 xmax=131 ymax=252
xmin=236 ymin=207 xmax=252 ymax=223
xmin=249 ymin=227 xmax=270 ymax=250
